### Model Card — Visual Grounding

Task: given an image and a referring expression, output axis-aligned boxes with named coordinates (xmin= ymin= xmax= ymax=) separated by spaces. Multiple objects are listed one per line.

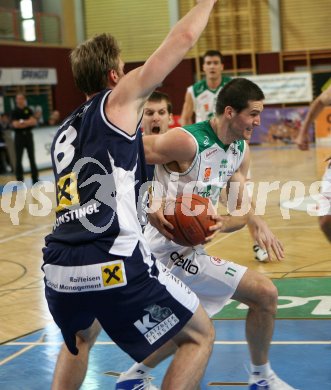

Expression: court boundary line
xmin=3 ymin=340 xmax=331 ymax=347
xmin=0 ymin=224 xmax=53 ymax=244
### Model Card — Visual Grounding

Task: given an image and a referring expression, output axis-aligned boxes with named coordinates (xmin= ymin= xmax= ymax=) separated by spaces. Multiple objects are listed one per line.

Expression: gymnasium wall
xmin=0 ymin=43 xmax=84 ymax=118
xmin=1 ymin=0 xmax=330 ymax=117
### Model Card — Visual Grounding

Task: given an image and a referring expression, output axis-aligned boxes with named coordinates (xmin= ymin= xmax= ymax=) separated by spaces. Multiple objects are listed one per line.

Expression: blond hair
xmin=70 ymin=33 xmax=121 ymax=95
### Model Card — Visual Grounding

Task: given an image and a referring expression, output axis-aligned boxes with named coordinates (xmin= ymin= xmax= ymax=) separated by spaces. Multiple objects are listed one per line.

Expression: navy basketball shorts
xmin=42 ymin=242 xmax=199 ymax=362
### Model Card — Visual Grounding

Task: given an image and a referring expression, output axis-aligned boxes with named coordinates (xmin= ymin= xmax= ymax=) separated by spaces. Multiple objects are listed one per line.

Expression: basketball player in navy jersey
xmin=42 ymin=1 xmax=219 ymax=389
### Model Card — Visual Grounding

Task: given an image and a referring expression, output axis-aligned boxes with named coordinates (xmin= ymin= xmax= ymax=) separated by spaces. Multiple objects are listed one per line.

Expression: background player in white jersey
xmin=180 ymin=49 xmax=268 ymax=261
xmin=296 ymin=84 xmax=331 ymax=242
xmin=42 ymin=2 xmax=220 ymax=390
xmin=119 ymin=78 xmax=297 ymax=390
xmin=180 ymin=50 xmax=231 ymax=125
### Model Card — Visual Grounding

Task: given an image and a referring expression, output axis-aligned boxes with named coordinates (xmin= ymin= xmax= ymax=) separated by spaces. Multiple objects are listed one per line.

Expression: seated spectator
xmin=0 ymin=113 xmax=13 ymax=173
xmin=47 ymin=110 xmax=61 ymax=126
xmin=0 ymin=113 xmax=11 ymax=131
xmin=34 ymin=106 xmax=45 ymax=126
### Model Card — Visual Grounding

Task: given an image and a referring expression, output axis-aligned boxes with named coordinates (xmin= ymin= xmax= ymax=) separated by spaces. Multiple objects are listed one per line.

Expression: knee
xmin=254 ymin=279 xmax=278 ymax=315
xmin=76 ymin=320 xmax=102 ymax=351
xmin=195 ymin=310 xmax=215 ymax=350
xmin=206 ymin=318 xmax=215 ymax=344
xmin=319 ymin=216 xmax=331 ymax=242
xmin=201 ymin=318 xmax=215 ymax=355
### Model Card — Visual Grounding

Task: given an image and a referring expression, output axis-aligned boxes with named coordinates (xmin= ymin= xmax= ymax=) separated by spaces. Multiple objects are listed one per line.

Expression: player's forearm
xmin=167 ymin=0 xmax=216 ymax=51
xmin=220 ymin=214 xmax=247 ymax=233
xmin=120 ymin=0 xmax=217 ymax=117
xmin=300 ymin=99 xmax=325 ymax=135
xmin=180 ymin=112 xmax=193 ymax=126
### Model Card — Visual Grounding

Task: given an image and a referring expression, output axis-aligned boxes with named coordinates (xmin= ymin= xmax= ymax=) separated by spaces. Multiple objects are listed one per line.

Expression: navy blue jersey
xmin=45 ymin=89 xmax=148 ymax=257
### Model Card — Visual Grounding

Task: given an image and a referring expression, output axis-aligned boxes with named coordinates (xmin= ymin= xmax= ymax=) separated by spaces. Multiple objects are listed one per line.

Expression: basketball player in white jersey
xmin=119 ymin=78 xmax=298 ymax=390
xmin=296 ymin=84 xmax=331 ymax=242
xmin=42 ymin=2 xmax=219 ymax=390
xmin=180 ymin=50 xmax=268 ymax=261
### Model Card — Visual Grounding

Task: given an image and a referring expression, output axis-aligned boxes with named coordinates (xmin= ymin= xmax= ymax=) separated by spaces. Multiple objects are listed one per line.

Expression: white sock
xmin=119 ymin=362 xmax=152 ymax=380
xmin=251 ymin=362 xmax=272 ymax=378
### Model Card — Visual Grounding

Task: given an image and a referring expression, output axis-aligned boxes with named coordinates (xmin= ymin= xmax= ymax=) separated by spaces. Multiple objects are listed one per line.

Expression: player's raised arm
xmin=107 ymin=0 xmax=217 ymax=134
xmin=143 ymin=127 xmax=197 ymax=165
xmin=180 ymin=90 xmax=195 ymax=125
xmin=296 ymin=84 xmax=331 ymax=150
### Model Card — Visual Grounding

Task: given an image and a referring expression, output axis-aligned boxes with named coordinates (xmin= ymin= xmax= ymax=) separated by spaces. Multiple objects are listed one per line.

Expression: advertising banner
xmin=247 ymin=72 xmax=313 ymax=104
xmin=0 ymin=68 xmax=57 ymax=85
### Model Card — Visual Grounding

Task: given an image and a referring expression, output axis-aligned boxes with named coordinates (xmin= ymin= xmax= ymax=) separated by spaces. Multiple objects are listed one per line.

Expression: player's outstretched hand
xmin=294 ymin=129 xmax=310 ymax=151
xmin=251 ymin=216 xmax=284 ymax=261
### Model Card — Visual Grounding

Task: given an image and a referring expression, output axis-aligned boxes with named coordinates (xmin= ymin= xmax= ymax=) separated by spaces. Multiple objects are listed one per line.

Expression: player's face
xmin=202 ymin=56 xmax=223 ymax=80
xmin=229 ymin=100 xmax=264 ymax=141
xmin=143 ymin=100 xmax=172 ymax=135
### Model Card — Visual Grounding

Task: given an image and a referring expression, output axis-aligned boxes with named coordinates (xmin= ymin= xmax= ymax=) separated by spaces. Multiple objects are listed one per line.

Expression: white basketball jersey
xmin=145 ymin=121 xmax=246 ymax=262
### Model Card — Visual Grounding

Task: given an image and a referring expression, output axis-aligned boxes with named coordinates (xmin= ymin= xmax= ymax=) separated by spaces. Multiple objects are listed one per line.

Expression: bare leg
xmin=231 ymin=270 xmax=278 ymax=365
xmin=52 ymin=320 xmax=102 ymax=390
xmin=319 ymin=215 xmax=331 ymax=242
xmin=161 ymin=304 xmax=214 ymax=390
xmin=142 ymin=340 xmax=177 ymax=368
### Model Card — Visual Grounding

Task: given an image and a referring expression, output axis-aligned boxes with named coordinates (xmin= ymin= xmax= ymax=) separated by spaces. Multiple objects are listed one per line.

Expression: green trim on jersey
xmin=183 ymin=120 xmax=245 ymax=155
xmin=192 ymin=76 xmax=232 ymax=97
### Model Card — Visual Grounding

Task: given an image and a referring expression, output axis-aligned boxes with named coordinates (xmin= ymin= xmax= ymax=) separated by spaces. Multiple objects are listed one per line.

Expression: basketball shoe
xmin=253 ymin=244 xmax=268 ymax=262
xmin=248 ymin=371 xmax=299 ymax=389
xmin=115 ymin=375 xmax=159 ymax=390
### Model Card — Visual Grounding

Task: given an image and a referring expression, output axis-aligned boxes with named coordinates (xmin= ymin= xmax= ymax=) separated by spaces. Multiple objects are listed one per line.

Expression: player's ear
xmin=225 ymin=106 xmax=234 ymax=119
xmin=109 ymin=69 xmax=119 ymax=85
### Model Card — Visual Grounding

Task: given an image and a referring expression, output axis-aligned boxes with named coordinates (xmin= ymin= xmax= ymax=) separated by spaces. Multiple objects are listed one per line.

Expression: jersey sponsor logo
xmin=134 ymin=304 xmax=179 ymax=345
xmin=197 ymin=184 xmax=211 ymax=198
xmin=44 ymin=260 xmax=127 ymax=293
xmin=205 ymin=147 xmax=218 ymax=160
xmin=210 ymin=256 xmax=226 ymax=266
xmin=54 ymin=202 xmax=100 ymax=228
xmin=56 ymin=172 xmax=79 ymax=211
xmin=229 ymin=144 xmax=238 ymax=156
xmin=203 ymin=167 xmax=212 ymax=182
xmin=101 ymin=262 xmax=126 ymax=287
xmin=170 ymin=252 xmax=199 ymax=275
xmin=203 ymin=135 xmax=210 ymax=146
xmin=220 ymin=159 xmax=228 ymax=168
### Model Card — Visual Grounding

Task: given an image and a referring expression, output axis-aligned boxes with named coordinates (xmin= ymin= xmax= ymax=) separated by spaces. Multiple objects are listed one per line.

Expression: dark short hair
xmin=203 ymin=50 xmax=222 ymax=63
xmin=215 ymin=78 xmax=265 ymax=115
xmin=70 ymin=33 xmax=121 ymax=96
xmin=147 ymin=91 xmax=173 ymax=114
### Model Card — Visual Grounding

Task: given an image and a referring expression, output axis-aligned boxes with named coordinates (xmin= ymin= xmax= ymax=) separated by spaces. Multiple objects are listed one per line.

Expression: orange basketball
xmin=164 ymin=194 xmax=215 ymax=246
